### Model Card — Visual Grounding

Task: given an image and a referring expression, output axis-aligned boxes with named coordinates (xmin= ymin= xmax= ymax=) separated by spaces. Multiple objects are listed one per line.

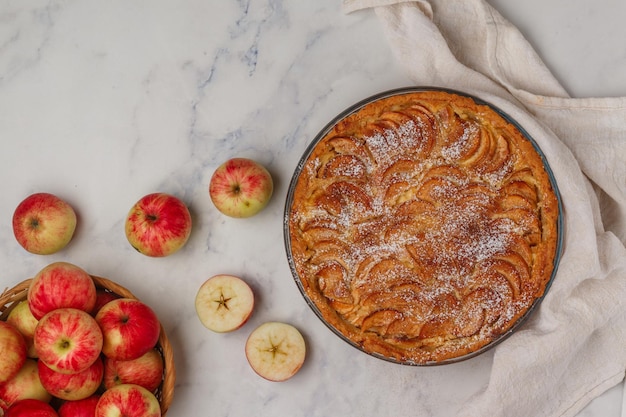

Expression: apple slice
xmin=245 ymin=322 xmax=306 ymax=382
xmin=195 ymin=275 xmax=254 ymax=333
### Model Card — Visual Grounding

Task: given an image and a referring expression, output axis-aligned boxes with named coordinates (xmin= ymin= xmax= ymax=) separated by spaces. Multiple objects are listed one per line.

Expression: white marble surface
xmin=0 ymin=1 xmax=624 ymax=416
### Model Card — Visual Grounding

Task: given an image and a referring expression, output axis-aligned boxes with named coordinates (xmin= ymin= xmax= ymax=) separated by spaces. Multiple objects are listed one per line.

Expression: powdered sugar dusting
xmin=288 ymin=94 xmax=550 ymax=364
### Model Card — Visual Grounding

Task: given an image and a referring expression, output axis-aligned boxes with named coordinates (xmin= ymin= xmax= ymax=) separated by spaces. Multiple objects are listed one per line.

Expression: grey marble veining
xmin=0 ymin=1 xmax=623 ymax=416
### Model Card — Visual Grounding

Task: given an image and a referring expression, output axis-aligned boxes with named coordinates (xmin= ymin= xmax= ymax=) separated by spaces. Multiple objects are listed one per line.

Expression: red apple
xmin=95 ymin=298 xmax=160 ymax=361
xmin=6 ymin=301 xmax=39 ymax=358
xmin=209 ymin=158 xmax=273 ymax=218
xmin=245 ymin=321 xmax=306 ymax=382
xmin=194 ymin=274 xmax=254 ymax=333
xmin=57 ymin=395 xmax=100 ymax=417
xmin=103 ymin=348 xmax=164 ymax=393
xmin=5 ymin=398 xmax=58 ymax=417
xmin=95 ymin=384 xmax=161 ymax=417
xmin=93 ymin=289 xmax=120 ymax=315
xmin=27 ymin=262 xmax=97 ymax=320
xmin=0 ymin=321 xmax=27 ymax=383
xmin=38 ymin=358 xmax=103 ymax=401
xmin=34 ymin=308 xmax=103 ymax=375
xmin=0 ymin=359 xmax=51 ymax=412
xmin=124 ymin=192 xmax=192 ymax=257
xmin=12 ymin=192 xmax=77 ymax=255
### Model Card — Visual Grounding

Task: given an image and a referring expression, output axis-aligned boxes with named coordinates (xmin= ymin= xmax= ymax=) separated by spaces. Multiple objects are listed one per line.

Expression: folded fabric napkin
xmin=343 ymin=1 xmax=626 ymax=416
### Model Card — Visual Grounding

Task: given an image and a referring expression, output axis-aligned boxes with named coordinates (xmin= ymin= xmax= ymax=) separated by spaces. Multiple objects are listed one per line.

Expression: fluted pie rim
xmin=283 ymin=86 xmax=563 ymax=366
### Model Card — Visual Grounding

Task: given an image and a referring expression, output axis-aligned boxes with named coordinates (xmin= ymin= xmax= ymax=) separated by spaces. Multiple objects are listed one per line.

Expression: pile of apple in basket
xmin=1 ymin=158 xmax=307 ymax=417
xmin=0 ymin=262 xmax=171 ymax=417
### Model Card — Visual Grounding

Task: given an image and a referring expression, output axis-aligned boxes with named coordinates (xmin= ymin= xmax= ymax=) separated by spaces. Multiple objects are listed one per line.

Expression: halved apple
xmin=194 ymin=275 xmax=254 ymax=333
xmin=244 ymin=322 xmax=306 ymax=382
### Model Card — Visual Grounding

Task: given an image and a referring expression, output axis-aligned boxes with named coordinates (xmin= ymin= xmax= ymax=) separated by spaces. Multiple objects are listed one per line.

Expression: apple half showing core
xmin=245 ymin=322 xmax=306 ymax=382
xmin=195 ymin=275 xmax=255 ymax=333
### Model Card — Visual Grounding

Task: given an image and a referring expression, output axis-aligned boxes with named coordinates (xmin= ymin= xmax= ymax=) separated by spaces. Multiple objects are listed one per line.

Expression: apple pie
xmin=286 ymin=89 xmax=560 ymax=364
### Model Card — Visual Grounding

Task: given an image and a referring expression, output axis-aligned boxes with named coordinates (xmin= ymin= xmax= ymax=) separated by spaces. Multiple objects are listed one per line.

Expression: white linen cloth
xmin=343 ymin=1 xmax=626 ymax=416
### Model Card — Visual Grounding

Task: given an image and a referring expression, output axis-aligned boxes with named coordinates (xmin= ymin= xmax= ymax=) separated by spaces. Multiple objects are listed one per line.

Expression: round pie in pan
xmin=285 ymin=88 xmax=562 ymax=365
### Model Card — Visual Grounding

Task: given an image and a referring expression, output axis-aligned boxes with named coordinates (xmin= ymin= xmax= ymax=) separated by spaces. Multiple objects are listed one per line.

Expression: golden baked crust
xmin=287 ymin=90 xmax=560 ymax=364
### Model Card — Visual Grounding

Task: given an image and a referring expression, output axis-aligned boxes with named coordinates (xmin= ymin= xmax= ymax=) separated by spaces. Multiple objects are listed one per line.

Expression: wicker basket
xmin=0 ymin=275 xmax=175 ymax=416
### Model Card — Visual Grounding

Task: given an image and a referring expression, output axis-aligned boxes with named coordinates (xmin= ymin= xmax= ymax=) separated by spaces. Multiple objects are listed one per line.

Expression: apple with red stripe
xmin=0 ymin=321 xmax=27 ymax=385
xmin=58 ymin=395 xmax=100 ymax=417
xmin=209 ymin=158 xmax=273 ymax=218
xmin=0 ymin=359 xmax=51 ymax=412
xmin=95 ymin=384 xmax=160 ymax=417
xmin=103 ymin=348 xmax=164 ymax=393
xmin=27 ymin=262 xmax=97 ymax=320
xmin=125 ymin=192 xmax=192 ymax=257
xmin=95 ymin=298 xmax=161 ymax=361
xmin=12 ymin=192 xmax=77 ymax=255
xmin=37 ymin=358 xmax=103 ymax=401
xmin=34 ymin=308 xmax=103 ymax=375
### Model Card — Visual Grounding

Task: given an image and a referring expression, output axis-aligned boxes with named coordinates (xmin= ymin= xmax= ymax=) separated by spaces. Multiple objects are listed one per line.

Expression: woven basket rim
xmin=0 ymin=275 xmax=175 ymax=416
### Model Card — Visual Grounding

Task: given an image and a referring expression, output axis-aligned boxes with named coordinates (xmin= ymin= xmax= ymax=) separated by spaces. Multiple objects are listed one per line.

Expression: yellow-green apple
xmin=12 ymin=192 xmax=77 ymax=255
xmin=195 ymin=275 xmax=254 ymax=333
xmin=0 ymin=321 xmax=27 ymax=383
xmin=95 ymin=384 xmax=161 ymax=417
xmin=209 ymin=158 xmax=273 ymax=218
xmin=37 ymin=358 xmax=103 ymax=401
xmin=0 ymin=359 xmax=51 ymax=412
xmin=27 ymin=262 xmax=97 ymax=320
xmin=5 ymin=398 xmax=58 ymax=417
xmin=95 ymin=298 xmax=160 ymax=361
xmin=245 ymin=321 xmax=306 ymax=382
xmin=125 ymin=192 xmax=192 ymax=257
xmin=34 ymin=308 xmax=103 ymax=375
xmin=58 ymin=395 xmax=100 ymax=417
xmin=6 ymin=301 xmax=39 ymax=358
xmin=103 ymin=348 xmax=164 ymax=392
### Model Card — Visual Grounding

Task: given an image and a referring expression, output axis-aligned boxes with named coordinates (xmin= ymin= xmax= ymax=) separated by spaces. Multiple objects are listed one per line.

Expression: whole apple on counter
xmin=95 ymin=384 xmax=161 ymax=417
xmin=34 ymin=308 xmax=103 ymax=375
xmin=195 ymin=274 xmax=255 ymax=333
xmin=0 ymin=359 xmax=51 ymax=412
xmin=57 ymin=395 xmax=100 ymax=417
xmin=27 ymin=262 xmax=97 ymax=320
xmin=209 ymin=158 xmax=273 ymax=218
xmin=0 ymin=321 xmax=27 ymax=384
xmin=12 ymin=193 xmax=77 ymax=255
xmin=103 ymin=348 xmax=164 ymax=393
xmin=245 ymin=321 xmax=306 ymax=382
xmin=5 ymin=398 xmax=59 ymax=417
xmin=125 ymin=192 xmax=192 ymax=257
xmin=95 ymin=298 xmax=161 ymax=361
